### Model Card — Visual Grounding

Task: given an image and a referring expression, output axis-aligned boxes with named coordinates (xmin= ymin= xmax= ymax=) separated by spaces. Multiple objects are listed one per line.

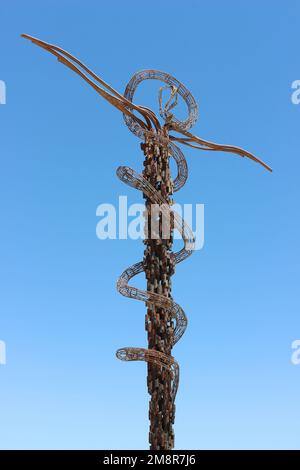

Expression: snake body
xmin=116 ymin=149 xmax=194 ymax=399
xmin=116 ymin=71 xmax=198 ymax=402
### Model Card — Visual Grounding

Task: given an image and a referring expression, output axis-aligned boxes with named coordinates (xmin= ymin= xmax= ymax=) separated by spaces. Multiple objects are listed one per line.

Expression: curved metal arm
xmin=170 ymin=129 xmax=272 ymax=172
xmin=21 ymin=34 xmax=160 ymax=132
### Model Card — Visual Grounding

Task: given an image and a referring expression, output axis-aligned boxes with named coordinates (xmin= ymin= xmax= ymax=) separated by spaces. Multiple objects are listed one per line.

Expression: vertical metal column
xmin=142 ymin=130 xmax=176 ymax=449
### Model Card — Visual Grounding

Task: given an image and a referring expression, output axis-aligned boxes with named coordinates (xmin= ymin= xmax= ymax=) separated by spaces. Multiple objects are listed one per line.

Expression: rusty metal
xmin=21 ymin=33 xmax=272 ymax=449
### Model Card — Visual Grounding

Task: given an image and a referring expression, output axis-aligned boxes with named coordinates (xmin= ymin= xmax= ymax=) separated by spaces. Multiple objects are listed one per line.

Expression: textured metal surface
xmin=22 ymin=33 xmax=272 ymax=450
xmin=116 ymin=72 xmax=197 ymax=448
xmin=123 ymin=70 xmax=198 ymax=138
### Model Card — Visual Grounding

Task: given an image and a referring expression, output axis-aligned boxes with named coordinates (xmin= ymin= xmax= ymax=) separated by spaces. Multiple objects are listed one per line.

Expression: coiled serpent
xmin=116 ymin=70 xmax=198 ymax=402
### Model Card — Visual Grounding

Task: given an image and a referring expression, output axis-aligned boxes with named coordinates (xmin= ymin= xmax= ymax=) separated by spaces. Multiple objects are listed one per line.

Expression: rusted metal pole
xmin=142 ymin=130 xmax=175 ymax=449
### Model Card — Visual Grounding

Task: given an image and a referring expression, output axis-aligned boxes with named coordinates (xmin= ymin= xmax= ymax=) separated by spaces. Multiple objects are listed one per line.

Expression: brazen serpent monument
xmin=22 ymin=34 xmax=272 ymax=449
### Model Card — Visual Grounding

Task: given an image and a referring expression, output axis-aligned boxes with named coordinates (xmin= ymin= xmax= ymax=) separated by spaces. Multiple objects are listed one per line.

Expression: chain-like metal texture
xmin=22 ymin=34 xmax=272 ymax=450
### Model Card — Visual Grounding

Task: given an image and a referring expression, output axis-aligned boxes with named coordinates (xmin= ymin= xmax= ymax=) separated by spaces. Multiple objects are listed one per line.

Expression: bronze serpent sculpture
xmin=116 ymin=71 xmax=197 ymax=413
xmin=21 ymin=34 xmax=272 ymax=449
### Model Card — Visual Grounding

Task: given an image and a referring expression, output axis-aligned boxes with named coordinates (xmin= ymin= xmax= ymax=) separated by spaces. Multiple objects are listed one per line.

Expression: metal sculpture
xmin=21 ymin=34 xmax=272 ymax=450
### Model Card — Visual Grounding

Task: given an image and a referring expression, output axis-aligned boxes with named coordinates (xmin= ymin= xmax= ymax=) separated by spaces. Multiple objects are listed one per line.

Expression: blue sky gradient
xmin=0 ymin=0 xmax=299 ymax=449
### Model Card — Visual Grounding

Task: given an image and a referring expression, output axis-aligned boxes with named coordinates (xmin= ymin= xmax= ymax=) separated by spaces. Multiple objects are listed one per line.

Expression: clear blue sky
xmin=0 ymin=0 xmax=299 ymax=450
